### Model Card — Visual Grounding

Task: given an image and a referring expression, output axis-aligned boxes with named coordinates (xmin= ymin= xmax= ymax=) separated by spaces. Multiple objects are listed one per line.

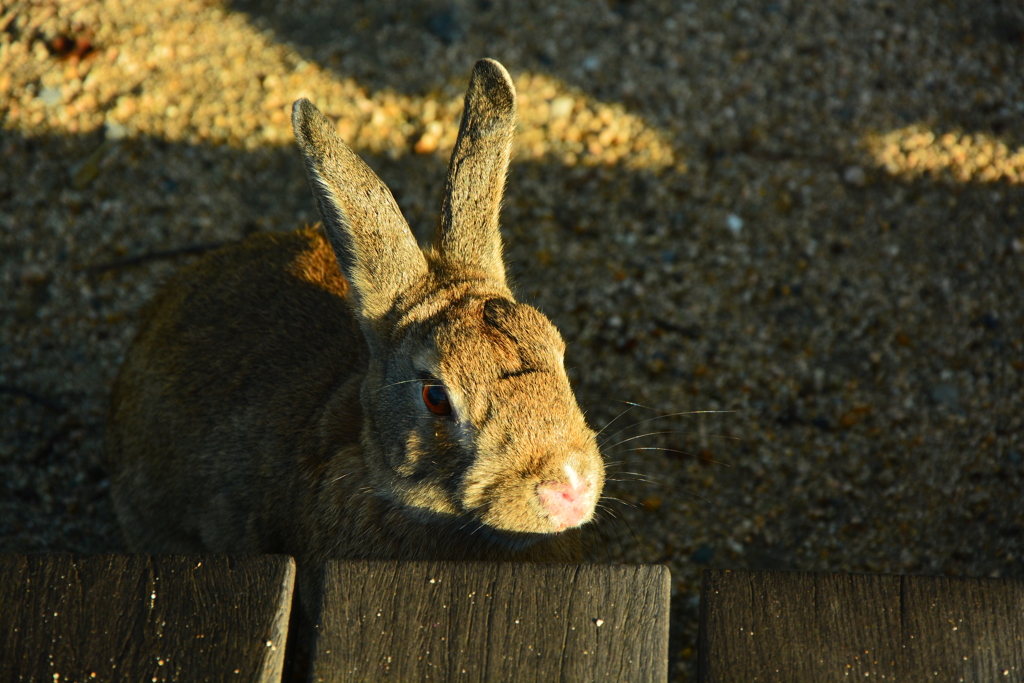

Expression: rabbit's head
xmin=292 ymin=59 xmax=603 ymax=547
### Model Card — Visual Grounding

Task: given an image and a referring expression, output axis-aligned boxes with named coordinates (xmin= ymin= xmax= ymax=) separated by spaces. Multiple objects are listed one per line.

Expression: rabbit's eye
xmin=422 ymin=384 xmax=452 ymax=417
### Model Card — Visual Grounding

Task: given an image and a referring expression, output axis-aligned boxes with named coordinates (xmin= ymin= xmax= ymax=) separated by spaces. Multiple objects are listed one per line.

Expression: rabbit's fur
xmin=106 ymin=59 xmax=605 ymax=605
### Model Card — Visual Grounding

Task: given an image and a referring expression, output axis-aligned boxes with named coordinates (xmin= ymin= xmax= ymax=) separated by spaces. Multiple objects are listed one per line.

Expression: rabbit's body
xmin=107 ymin=59 xmax=602 ymax=606
xmin=108 ymin=228 xmax=578 ymax=570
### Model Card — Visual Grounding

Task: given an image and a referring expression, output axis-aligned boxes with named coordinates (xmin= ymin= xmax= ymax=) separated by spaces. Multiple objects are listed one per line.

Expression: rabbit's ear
xmin=433 ymin=58 xmax=516 ymax=284
xmin=292 ymin=99 xmax=428 ymax=321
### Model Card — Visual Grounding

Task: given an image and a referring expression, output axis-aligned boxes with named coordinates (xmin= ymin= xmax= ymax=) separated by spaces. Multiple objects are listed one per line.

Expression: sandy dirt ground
xmin=2 ymin=0 xmax=1023 ymax=678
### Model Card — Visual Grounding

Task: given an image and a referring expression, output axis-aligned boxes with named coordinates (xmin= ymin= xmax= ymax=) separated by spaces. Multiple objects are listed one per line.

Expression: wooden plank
xmin=699 ymin=570 xmax=900 ymax=682
xmin=901 ymin=575 xmax=1024 ymax=680
xmin=0 ymin=554 xmax=295 ymax=683
xmin=310 ymin=561 xmax=670 ymax=682
xmin=699 ymin=569 xmax=1024 ymax=683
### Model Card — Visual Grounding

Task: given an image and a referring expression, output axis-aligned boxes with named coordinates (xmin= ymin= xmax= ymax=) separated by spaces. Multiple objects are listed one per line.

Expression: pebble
xmin=37 ymin=87 xmax=62 ymax=106
xmin=549 ymin=96 xmax=575 ymax=121
xmin=842 ymin=165 xmax=866 ymax=187
xmin=725 ymin=213 xmax=743 ymax=235
xmin=104 ymin=121 xmax=129 ymax=140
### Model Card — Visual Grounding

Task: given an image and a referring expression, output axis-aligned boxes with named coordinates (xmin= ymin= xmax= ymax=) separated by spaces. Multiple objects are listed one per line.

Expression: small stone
xmin=413 ymin=135 xmax=438 ymax=155
xmin=726 ymin=213 xmax=743 ymax=235
xmin=38 ymin=86 xmax=62 ymax=106
xmin=105 ymin=121 xmax=129 ymax=140
xmin=549 ymin=96 xmax=575 ymax=121
xmin=843 ymin=165 xmax=866 ymax=186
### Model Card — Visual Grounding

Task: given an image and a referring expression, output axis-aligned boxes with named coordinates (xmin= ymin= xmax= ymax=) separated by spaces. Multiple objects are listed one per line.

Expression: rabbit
xmin=105 ymin=58 xmax=606 ymax=611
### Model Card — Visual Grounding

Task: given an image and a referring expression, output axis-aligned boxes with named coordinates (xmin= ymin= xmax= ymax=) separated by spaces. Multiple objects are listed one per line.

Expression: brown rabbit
xmin=106 ymin=59 xmax=605 ymax=608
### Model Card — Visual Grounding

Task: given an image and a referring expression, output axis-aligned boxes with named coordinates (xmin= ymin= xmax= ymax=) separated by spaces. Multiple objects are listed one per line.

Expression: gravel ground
xmin=2 ymin=0 xmax=1023 ymax=679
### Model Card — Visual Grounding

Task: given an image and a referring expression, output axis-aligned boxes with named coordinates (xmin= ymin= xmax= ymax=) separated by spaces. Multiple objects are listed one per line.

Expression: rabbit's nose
xmin=537 ymin=464 xmax=597 ymax=531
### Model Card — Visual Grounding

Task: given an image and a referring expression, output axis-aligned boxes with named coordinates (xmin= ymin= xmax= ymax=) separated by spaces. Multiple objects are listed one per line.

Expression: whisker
xmin=375 ymin=378 xmax=427 ymax=391
xmin=607 ymin=400 xmax=735 ymax=416
xmin=605 ymin=476 xmax=659 ymax=484
xmin=600 ymin=495 xmax=639 ymax=508
xmin=600 ymin=409 xmax=737 ymax=445
xmin=603 ymin=430 xmax=741 ymax=450
xmin=603 ymin=430 xmax=680 ymax=449
xmin=593 ymin=404 xmax=638 ymax=439
xmin=598 ymin=498 xmax=649 ymax=564
xmin=606 ymin=446 xmax=735 ymax=468
xmin=677 ymin=488 xmax=715 ymax=506
xmin=605 ymin=472 xmax=664 ymax=485
xmin=602 ymin=464 xmax=721 ymax=512
xmin=614 ymin=469 xmax=664 ymax=480
xmin=318 ymin=472 xmax=354 ymax=491
xmin=615 ymin=400 xmax=734 ymax=417
xmin=615 ymin=399 xmax=659 ymax=411
xmin=587 ymin=509 xmax=616 ymax=564
xmin=642 ymin=446 xmax=734 ymax=467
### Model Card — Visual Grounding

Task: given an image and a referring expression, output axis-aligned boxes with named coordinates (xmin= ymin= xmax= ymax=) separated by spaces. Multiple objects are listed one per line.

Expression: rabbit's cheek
xmin=390 ymin=430 xmax=428 ymax=477
xmin=371 ymin=427 xmax=469 ymax=518
xmin=392 ymin=481 xmax=461 ymax=519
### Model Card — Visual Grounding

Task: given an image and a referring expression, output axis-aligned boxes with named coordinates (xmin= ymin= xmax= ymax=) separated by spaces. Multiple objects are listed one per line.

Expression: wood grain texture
xmin=699 ymin=569 xmax=1024 ymax=683
xmin=901 ymin=575 xmax=1024 ymax=681
xmin=0 ymin=554 xmax=295 ymax=683
xmin=310 ymin=561 xmax=670 ymax=683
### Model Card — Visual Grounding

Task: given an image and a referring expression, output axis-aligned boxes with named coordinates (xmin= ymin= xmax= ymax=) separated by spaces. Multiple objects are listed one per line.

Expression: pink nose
xmin=537 ymin=478 xmax=594 ymax=531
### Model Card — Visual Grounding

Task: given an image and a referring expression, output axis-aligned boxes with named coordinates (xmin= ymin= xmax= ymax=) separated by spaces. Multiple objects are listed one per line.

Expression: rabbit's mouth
xmin=456 ymin=460 xmax=603 ymax=539
xmin=536 ymin=464 xmax=600 ymax=531
xmin=382 ymin=497 xmax=563 ymax=552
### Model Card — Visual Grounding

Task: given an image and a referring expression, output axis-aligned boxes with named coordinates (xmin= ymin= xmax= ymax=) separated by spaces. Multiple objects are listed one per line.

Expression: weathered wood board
xmin=310 ymin=561 xmax=671 ymax=682
xmin=699 ymin=569 xmax=1024 ymax=682
xmin=0 ymin=554 xmax=295 ymax=683
xmin=901 ymin=575 xmax=1024 ymax=680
